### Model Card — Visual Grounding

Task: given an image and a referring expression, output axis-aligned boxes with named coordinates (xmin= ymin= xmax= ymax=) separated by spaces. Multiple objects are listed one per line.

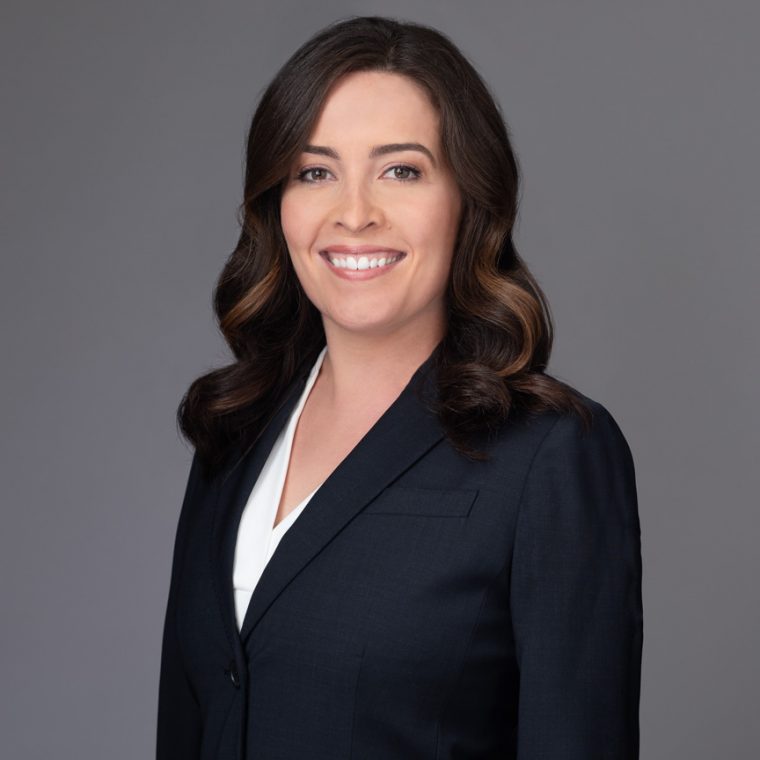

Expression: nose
xmin=332 ymin=178 xmax=383 ymax=233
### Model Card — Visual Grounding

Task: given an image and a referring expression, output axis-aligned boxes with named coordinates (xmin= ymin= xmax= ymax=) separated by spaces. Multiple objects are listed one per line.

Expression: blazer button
xmin=225 ymin=659 xmax=240 ymax=689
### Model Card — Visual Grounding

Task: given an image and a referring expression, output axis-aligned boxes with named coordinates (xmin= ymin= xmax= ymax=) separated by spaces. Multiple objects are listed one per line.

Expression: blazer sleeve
xmin=510 ymin=404 xmax=643 ymax=759
xmin=156 ymin=451 xmax=203 ymax=760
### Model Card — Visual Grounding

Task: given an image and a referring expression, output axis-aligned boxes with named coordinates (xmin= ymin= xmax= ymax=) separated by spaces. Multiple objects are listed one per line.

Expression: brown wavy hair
xmin=177 ymin=15 xmax=591 ymax=476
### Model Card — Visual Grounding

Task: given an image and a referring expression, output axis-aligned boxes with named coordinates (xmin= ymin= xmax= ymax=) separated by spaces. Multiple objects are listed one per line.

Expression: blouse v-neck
xmin=232 ymin=345 xmax=328 ymax=631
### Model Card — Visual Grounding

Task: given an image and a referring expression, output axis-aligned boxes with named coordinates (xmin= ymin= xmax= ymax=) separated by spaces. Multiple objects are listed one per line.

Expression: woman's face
xmin=280 ymin=70 xmax=462 ymax=343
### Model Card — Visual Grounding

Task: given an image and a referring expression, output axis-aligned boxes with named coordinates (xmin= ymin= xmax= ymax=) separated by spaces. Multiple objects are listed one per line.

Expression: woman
xmin=157 ymin=15 xmax=643 ymax=760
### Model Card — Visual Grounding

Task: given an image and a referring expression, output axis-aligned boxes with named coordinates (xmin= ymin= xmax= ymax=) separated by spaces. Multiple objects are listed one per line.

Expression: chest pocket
xmin=363 ymin=485 xmax=478 ymax=518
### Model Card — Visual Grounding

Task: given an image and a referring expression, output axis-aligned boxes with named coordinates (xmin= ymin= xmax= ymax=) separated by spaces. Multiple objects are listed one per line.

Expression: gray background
xmin=2 ymin=1 xmax=758 ymax=757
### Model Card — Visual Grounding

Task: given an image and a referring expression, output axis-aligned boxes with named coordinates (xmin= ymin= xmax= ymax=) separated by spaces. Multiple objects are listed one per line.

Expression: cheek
xmin=279 ymin=201 xmax=297 ymax=249
xmin=408 ymin=195 xmax=460 ymax=257
xmin=280 ymin=193 xmax=313 ymax=252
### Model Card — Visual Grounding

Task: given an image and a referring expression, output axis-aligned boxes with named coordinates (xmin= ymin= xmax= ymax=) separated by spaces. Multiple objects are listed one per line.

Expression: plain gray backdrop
xmin=2 ymin=1 xmax=758 ymax=757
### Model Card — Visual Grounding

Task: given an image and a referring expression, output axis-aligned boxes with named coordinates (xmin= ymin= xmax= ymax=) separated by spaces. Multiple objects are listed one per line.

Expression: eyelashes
xmin=294 ymin=164 xmax=422 ymax=184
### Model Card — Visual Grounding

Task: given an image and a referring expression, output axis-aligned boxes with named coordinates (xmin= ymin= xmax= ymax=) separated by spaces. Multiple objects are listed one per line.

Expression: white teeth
xmin=327 ymin=253 xmax=401 ymax=270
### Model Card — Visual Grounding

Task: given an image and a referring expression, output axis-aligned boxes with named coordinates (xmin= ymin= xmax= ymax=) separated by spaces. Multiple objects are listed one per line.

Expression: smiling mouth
xmin=320 ymin=250 xmax=406 ymax=271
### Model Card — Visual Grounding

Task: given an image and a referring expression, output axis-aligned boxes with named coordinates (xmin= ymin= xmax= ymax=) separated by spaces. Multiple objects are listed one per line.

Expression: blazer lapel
xmin=210 ymin=368 xmax=311 ymax=652
xmin=238 ymin=345 xmax=445 ymax=644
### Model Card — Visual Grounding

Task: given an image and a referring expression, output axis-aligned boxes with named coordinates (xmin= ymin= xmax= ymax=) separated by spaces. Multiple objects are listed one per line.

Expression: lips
xmin=318 ymin=245 xmax=406 ymax=279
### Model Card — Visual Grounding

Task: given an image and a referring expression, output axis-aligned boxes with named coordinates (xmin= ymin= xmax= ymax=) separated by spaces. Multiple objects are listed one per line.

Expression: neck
xmin=317 ymin=319 xmax=443 ymax=410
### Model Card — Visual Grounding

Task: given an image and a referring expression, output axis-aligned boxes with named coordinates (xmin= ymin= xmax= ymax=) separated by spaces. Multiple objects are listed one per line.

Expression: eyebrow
xmin=302 ymin=142 xmax=437 ymax=168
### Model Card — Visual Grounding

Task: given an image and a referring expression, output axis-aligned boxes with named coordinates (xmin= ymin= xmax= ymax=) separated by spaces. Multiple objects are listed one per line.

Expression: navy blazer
xmin=157 ymin=349 xmax=643 ymax=759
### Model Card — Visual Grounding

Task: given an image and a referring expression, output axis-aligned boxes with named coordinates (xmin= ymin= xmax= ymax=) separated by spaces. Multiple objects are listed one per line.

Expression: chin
xmin=324 ymin=310 xmax=402 ymax=336
xmin=323 ymin=301 xmax=398 ymax=328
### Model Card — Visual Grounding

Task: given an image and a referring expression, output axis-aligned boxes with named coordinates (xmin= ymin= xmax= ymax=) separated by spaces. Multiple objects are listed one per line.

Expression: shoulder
xmin=539 ymin=392 xmax=633 ymax=465
xmin=498 ymin=383 xmax=634 ymax=470
xmin=513 ymin=390 xmax=640 ymax=535
xmin=489 ymin=383 xmax=632 ymax=459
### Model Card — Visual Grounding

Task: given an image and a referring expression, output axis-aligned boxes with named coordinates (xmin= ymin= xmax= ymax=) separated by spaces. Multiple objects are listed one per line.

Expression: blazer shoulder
xmin=499 ymin=386 xmax=636 ymax=486
xmin=517 ymin=389 xmax=640 ymax=532
xmin=544 ymin=389 xmax=633 ymax=461
xmin=563 ymin=390 xmax=634 ymax=462
xmin=521 ymin=384 xmax=631 ymax=444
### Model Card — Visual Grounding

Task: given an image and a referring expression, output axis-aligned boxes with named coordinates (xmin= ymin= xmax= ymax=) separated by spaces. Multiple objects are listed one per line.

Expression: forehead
xmin=308 ymin=71 xmax=441 ymax=147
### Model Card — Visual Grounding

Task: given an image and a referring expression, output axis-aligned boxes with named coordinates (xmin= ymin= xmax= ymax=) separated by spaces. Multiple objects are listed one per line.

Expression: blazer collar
xmin=209 ymin=343 xmax=445 ymax=648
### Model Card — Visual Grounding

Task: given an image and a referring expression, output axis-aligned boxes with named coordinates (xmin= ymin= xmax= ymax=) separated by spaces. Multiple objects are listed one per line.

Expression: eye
xmin=295 ymin=166 xmax=332 ymax=183
xmin=383 ymin=164 xmax=422 ymax=182
xmin=294 ymin=164 xmax=422 ymax=184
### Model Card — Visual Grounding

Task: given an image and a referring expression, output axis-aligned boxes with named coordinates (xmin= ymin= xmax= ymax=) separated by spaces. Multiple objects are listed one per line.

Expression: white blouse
xmin=232 ymin=345 xmax=328 ymax=631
